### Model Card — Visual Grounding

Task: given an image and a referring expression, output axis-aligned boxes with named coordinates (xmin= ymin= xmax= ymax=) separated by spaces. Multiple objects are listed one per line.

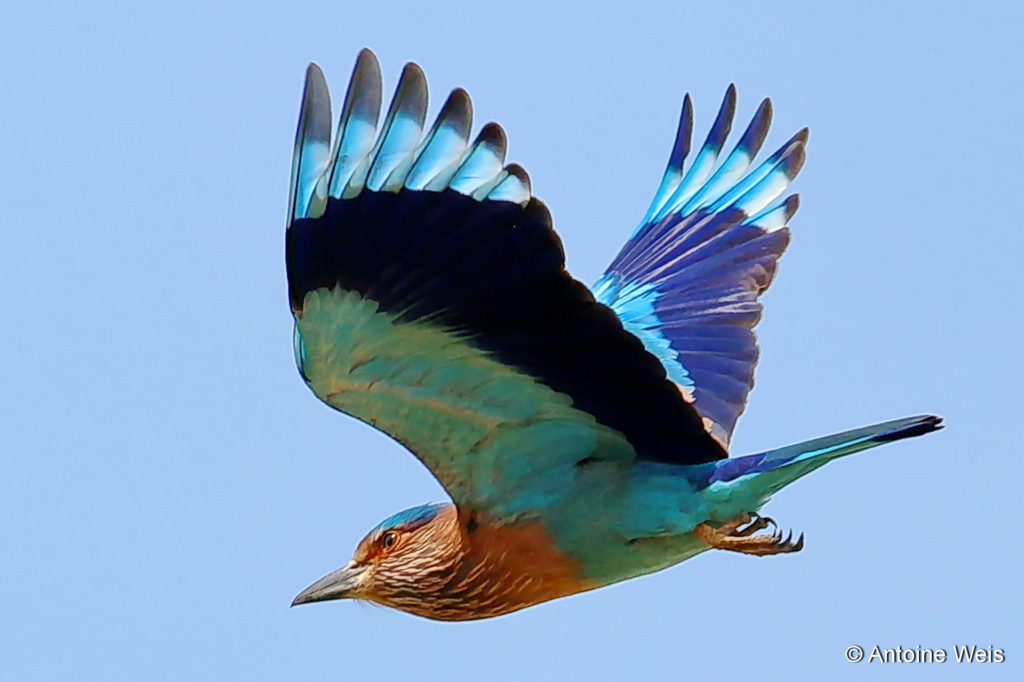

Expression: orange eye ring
xmin=381 ymin=531 xmax=399 ymax=551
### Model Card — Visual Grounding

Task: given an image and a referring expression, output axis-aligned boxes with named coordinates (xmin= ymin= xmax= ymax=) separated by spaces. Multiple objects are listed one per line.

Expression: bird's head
xmin=291 ymin=502 xmax=460 ymax=612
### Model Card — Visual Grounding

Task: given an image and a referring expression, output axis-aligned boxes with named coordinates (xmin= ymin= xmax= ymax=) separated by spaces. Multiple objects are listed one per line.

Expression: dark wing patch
xmin=287 ymin=188 xmax=727 ymax=465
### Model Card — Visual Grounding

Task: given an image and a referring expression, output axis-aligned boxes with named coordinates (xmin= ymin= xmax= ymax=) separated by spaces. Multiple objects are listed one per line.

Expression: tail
xmin=709 ymin=415 xmax=943 ymax=500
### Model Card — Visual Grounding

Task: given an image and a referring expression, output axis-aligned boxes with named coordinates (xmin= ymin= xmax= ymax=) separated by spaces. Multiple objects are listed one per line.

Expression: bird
xmin=284 ymin=48 xmax=942 ymax=621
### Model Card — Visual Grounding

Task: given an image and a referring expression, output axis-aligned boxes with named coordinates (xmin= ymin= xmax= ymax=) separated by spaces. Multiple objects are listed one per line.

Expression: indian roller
xmin=285 ymin=49 xmax=942 ymax=621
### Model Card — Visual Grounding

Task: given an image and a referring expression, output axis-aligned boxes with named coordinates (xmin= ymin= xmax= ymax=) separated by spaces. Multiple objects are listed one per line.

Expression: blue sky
xmin=2 ymin=1 xmax=1020 ymax=679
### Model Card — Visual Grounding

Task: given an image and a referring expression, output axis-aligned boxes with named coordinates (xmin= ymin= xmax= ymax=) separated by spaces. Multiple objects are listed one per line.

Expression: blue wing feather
xmin=445 ymin=123 xmax=507 ymax=193
xmin=639 ymin=94 xmax=693 ymax=226
xmin=404 ymin=88 xmax=473 ymax=190
xmin=679 ymin=98 xmax=771 ymax=214
xmin=365 ymin=63 xmax=428 ymax=192
xmin=288 ymin=63 xmax=333 ymax=222
xmin=486 ymin=164 xmax=531 ymax=205
xmin=652 ymin=85 xmax=736 ymax=221
xmin=326 ymin=49 xmax=382 ymax=200
xmin=290 ymin=53 xmax=525 ymax=208
xmin=595 ymin=90 xmax=806 ymax=449
xmin=709 ymin=128 xmax=808 ymax=211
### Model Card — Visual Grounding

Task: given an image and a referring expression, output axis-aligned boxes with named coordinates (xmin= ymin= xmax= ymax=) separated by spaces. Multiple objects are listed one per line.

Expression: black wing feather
xmin=287 ymin=189 xmax=727 ymax=466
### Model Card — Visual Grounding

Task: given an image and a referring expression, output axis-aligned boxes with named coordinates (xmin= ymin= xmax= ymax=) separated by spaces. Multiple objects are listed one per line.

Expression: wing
xmin=286 ymin=51 xmax=726 ymax=517
xmin=593 ymin=86 xmax=806 ymax=451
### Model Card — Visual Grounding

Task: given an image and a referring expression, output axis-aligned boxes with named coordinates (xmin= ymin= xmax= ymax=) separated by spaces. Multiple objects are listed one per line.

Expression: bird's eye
xmin=381 ymin=531 xmax=399 ymax=550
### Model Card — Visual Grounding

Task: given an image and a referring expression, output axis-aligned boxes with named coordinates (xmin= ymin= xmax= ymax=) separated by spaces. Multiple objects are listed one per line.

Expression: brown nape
xmin=695 ymin=512 xmax=804 ymax=556
xmin=366 ymin=506 xmax=595 ymax=621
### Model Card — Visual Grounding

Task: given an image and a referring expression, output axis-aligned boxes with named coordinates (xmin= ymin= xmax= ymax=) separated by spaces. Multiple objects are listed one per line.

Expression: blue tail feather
xmin=708 ymin=415 xmax=944 ymax=497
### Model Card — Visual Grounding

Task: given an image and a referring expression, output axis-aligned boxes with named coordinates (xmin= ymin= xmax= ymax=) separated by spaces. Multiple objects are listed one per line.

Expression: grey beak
xmin=291 ymin=563 xmax=366 ymax=607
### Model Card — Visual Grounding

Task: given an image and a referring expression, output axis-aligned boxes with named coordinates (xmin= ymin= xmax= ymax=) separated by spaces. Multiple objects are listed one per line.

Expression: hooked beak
xmin=291 ymin=562 xmax=367 ymax=607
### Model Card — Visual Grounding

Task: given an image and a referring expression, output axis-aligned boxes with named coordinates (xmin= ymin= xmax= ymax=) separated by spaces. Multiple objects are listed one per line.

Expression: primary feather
xmin=595 ymin=89 xmax=807 ymax=450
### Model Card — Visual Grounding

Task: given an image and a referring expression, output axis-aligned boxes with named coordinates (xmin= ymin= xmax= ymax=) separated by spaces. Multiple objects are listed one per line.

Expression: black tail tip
xmin=871 ymin=415 xmax=944 ymax=443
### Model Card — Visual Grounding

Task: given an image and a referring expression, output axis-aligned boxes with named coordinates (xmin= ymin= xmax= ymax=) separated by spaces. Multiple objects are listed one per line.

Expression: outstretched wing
xmin=286 ymin=51 xmax=726 ymax=517
xmin=594 ymin=86 xmax=806 ymax=451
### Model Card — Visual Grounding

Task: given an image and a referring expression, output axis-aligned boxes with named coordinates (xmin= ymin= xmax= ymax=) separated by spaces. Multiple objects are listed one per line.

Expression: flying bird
xmin=285 ymin=49 xmax=941 ymax=621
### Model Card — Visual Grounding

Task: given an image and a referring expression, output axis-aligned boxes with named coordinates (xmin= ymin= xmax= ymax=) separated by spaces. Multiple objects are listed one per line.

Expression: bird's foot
xmin=695 ymin=512 xmax=804 ymax=556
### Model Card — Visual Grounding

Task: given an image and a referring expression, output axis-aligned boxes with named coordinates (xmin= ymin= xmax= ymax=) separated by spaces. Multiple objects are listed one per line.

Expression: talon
xmin=695 ymin=511 xmax=805 ymax=557
xmin=736 ymin=513 xmax=770 ymax=537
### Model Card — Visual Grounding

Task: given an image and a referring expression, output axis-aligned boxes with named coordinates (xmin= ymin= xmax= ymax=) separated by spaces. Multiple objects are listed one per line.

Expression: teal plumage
xmin=285 ymin=49 xmax=942 ymax=620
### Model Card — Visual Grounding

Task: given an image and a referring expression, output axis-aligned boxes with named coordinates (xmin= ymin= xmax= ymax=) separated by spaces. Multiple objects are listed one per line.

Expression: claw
xmin=736 ymin=513 xmax=770 ymax=537
xmin=694 ymin=511 xmax=805 ymax=557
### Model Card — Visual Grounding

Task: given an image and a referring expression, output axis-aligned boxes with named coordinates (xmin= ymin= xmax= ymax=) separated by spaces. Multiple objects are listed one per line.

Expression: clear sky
xmin=2 ymin=1 xmax=1020 ymax=679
